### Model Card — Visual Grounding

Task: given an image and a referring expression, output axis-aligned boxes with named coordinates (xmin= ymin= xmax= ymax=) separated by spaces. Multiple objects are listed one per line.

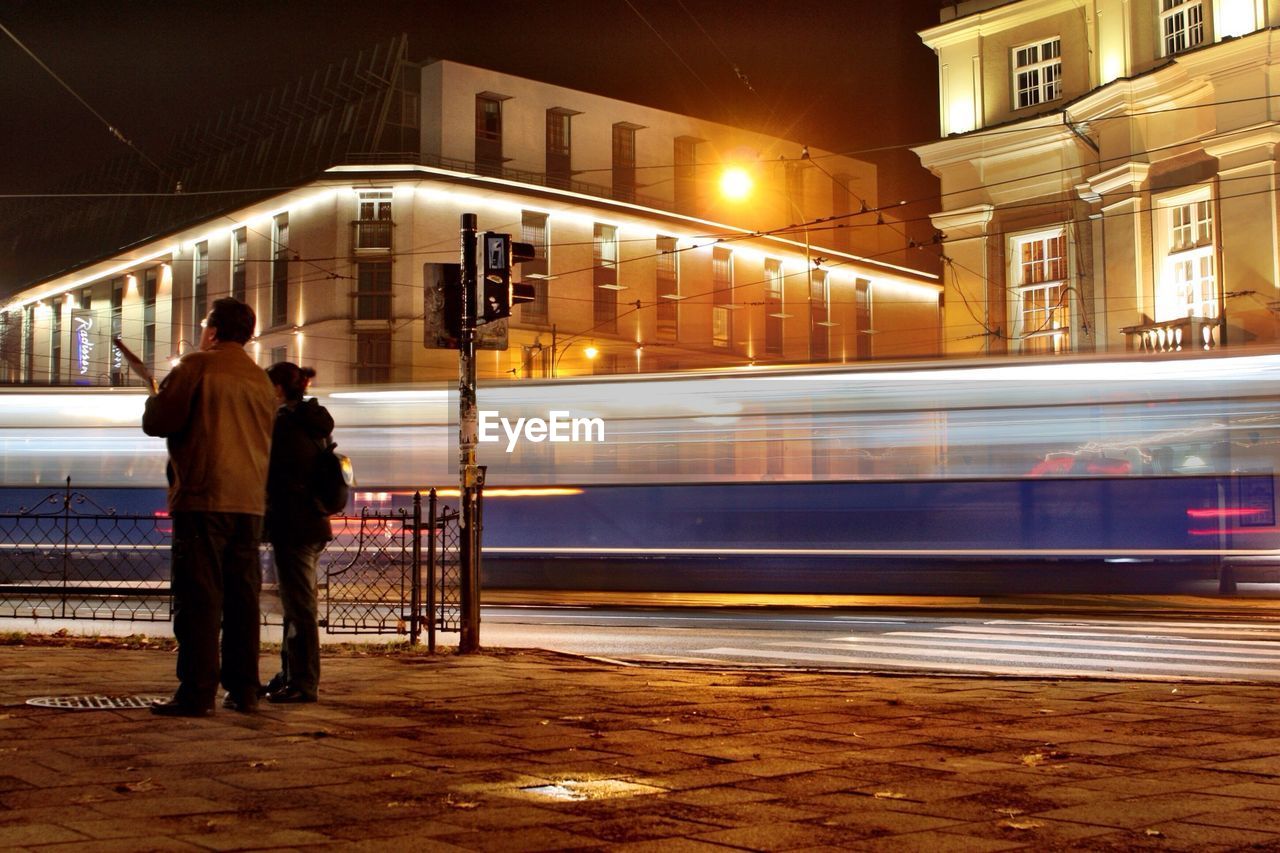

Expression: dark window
xmin=110 ymin=277 xmax=125 ymax=386
xmin=356 ymin=190 xmax=393 ymax=250
xmin=855 ymin=278 xmax=872 ymax=360
xmin=271 ymin=213 xmax=289 ymax=328
xmin=192 ymin=241 xmax=208 ymax=337
xmin=765 ymin=258 xmax=784 ymax=355
xmin=50 ymin=303 xmax=61 ymax=384
xmin=593 ymin=224 xmax=618 ymax=332
xmin=831 ymin=175 xmax=853 ymax=252
xmin=232 ymin=227 xmax=247 ymax=303
xmin=356 ymin=261 xmax=393 ymax=320
xmin=675 ymin=137 xmax=699 ymax=215
xmin=546 ymin=109 xmax=573 ymax=188
xmin=356 ymin=331 xmax=392 ymax=384
xmin=712 ymin=247 xmax=733 ymax=348
xmin=809 ymin=269 xmax=829 ymax=362
xmin=612 ymin=123 xmax=638 ymax=202
xmin=521 ymin=211 xmax=549 ymax=322
xmin=270 ymin=345 xmax=287 ymax=367
xmin=476 ymin=95 xmax=504 ymax=175
xmin=143 ymin=268 xmax=158 ymax=373
xmin=656 ymin=236 xmax=679 ymax=343
xmin=22 ymin=305 xmax=33 ymax=383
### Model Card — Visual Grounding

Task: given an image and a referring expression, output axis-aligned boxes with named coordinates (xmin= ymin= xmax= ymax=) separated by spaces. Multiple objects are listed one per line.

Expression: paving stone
xmin=2 ymin=644 xmax=1280 ymax=849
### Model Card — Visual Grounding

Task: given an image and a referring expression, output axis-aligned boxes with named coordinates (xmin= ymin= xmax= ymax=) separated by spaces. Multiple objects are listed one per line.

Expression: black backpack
xmin=312 ymin=439 xmax=355 ymax=516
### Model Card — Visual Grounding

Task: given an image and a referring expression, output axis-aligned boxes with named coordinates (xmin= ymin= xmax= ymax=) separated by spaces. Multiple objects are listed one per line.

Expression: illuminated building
xmin=0 ymin=45 xmax=939 ymax=387
xmin=916 ymin=0 xmax=1280 ymax=356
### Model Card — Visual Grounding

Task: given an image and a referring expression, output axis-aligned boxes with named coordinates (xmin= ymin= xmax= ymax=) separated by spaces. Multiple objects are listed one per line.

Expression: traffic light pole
xmin=458 ymin=213 xmax=482 ymax=653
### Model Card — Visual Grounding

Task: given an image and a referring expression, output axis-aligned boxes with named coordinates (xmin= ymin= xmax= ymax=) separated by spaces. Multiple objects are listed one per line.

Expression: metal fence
xmin=0 ymin=480 xmax=460 ymax=645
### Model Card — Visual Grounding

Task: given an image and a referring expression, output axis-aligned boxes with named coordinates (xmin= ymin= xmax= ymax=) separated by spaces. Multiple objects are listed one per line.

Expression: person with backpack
xmin=263 ymin=362 xmax=337 ymax=704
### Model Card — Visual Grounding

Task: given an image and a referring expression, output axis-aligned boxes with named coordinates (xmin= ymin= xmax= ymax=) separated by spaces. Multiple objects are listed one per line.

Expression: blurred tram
xmin=2 ymin=351 xmax=1278 ymax=593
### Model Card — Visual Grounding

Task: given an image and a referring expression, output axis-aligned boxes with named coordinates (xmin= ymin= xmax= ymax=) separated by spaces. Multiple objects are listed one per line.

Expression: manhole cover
xmin=27 ymin=695 xmax=166 ymax=710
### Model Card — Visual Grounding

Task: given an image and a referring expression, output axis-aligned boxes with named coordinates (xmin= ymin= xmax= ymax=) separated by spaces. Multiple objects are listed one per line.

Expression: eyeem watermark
xmin=478 ymin=410 xmax=606 ymax=453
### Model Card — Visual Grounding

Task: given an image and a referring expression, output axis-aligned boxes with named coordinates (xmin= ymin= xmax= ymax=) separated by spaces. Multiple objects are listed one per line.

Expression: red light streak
xmin=1185 ymin=507 xmax=1267 ymax=519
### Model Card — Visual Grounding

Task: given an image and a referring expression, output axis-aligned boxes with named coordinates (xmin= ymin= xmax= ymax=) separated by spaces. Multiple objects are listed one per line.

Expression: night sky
xmin=0 ymin=0 xmax=942 ymax=256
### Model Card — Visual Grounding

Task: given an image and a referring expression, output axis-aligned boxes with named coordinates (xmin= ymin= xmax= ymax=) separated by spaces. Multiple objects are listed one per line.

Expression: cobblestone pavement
xmin=2 ymin=642 xmax=1280 ymax=851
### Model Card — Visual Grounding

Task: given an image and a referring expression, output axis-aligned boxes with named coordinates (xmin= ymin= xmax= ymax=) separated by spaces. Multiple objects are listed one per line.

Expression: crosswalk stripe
xmin=758 ymin=641 xmax=1277 ymax=676
xmin=972 ymin=621 xmax=1280 ymax=637
xmin=693 ymin=647 xmax=1254 ymax=680
xmin=870 ymin=631 xmax=1280 ymax=660
xmin=937 ymin=624 xmax=1280 ymax=645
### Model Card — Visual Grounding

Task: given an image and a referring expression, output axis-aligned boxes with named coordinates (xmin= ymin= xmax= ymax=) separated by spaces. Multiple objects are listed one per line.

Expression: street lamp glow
xmin=719 ymin=167 xmax=753 ymax=200
xmin=583 ymin=345 xmax=599 ymax=360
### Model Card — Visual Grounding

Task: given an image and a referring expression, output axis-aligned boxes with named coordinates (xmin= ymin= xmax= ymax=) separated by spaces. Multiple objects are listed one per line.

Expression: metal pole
xmin=410 ymin=490 xmax=421 ymax=646
xmin=427 ymin=488 xmax=437 ymax=654
xmin=458 ymin=213 xmax=482 ymax=652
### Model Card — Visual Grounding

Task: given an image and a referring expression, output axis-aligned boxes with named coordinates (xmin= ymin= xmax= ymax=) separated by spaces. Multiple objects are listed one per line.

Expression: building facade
xmin=0 ymin=59 xmax=940 ymax=388
xmin=916 ymin=0 xmax=1280 ymax=356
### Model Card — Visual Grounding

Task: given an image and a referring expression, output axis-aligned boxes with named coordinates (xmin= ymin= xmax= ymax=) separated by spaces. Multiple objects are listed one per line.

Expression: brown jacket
xmin=142 ymin=342 xmax=275 ymax=515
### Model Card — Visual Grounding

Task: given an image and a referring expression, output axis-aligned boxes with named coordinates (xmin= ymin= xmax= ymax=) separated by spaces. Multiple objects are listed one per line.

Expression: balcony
xmin=1122 ymin=315 xmax=1221 ymax=354
xmin=353 ymin=219 xmax=392 ymax=251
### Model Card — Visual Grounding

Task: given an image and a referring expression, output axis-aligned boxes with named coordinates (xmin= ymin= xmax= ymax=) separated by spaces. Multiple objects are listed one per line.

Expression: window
xmin=22 ymin=304 xmax=33 ymax=383
xmin=674 ymin=137 xmax=699 ymax=215
xmin=831 ymin=175 xmax=854 ymax=252
xmin=1013 ymin=37 xmax=1061 ymax=109
xmin=110 ymin=277 xmax=125 ymax=386
xmin=192 ymin=240 xmax=208 ymax=335
xmin=1158 ymin=191 xmax=1217 ymax=321
xmin=612 ymin=123 xmax=640 ymax=202
xmin=546 ymin=108 xmax=575 ymax=188
xmin=765 ymin=259 xmax=784 ymax=355
xmin=809 ymin=269 xmax=830 ymax=361
xmin=855 ymin=278 xmax=872 ymax=360
xmin=785 ymin=162 xmax=806 ymax=222
xmin=231 ymin=227 xmax=247 ymax=303
xmin=475 ymin=94 xmax=504 ymax=175
xmin=356 ymin=262 xmax=392 ymax=320
xmin=142 ymin=268 xmax=157 ymax=373
xmin=355 ymin=190 xmax=393 ymax=250
xmin=656 ymin=236 xmax=679 ymax=343
xmin=271 ymin=213 xmax=289 ymax=328
xmin=356 ymin=331 xmax=392 ymax=384
xmin=593 ymin=224 xmax=619 ymax=332
xmin=712 ymin=247 xmax=733 ymax=349
xmin=50 ymin=303 xmax=61 ymax=384
xmin=1161 ymin=0 xmax=1204 ymax=55
xmin=270 ymin=345 xmax=287 ymax=367
xmin=1012 ymin=230 xmax=1069 ymax=354
xmin=521 ymin=211 xmax=549 ymax=322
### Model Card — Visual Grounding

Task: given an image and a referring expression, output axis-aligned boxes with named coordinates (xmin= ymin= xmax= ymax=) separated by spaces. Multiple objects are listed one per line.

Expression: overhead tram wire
xmin=0 ymin=19 xmax=166 ymax=180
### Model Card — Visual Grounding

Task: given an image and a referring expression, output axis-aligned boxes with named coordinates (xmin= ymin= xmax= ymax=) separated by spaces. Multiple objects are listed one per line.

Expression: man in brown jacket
xmin=143 ymin=297 xmax=275 ymax=716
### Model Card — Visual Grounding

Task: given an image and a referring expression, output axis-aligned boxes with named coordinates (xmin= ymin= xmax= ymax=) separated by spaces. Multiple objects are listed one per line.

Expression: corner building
xmin=0 ymin=57 xmax=940 ymax=388
xmin=915 ymin=0 xmax=1280 ymax=356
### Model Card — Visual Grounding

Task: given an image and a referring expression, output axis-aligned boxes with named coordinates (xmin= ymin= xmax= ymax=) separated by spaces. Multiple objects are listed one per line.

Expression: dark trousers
xmin=270 ymin=539 xmax=323 ymax=696
xmin=170 ymin=512 xmax=262 ymax=707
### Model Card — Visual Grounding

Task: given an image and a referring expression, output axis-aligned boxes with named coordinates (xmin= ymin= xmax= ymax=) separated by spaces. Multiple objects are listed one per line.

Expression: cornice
xmin=932 ymin=204 xmax=995 ymax=238
xmin=920 ymin=0 xmax=1087 ymax=50
xmin=1083 ymin=162 xmax=1152 ymax=197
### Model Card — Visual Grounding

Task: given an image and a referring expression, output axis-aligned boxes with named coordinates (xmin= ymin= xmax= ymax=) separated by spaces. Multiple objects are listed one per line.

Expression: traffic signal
xmin=480 ymin=233 xmax=537 ymax=324
xmin=423 ymin=261 xmax=509 ymax=351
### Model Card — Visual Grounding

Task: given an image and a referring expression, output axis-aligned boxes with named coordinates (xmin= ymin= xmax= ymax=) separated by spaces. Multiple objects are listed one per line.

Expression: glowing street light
xmin=719 ymin=167 xmax=753 ymax=201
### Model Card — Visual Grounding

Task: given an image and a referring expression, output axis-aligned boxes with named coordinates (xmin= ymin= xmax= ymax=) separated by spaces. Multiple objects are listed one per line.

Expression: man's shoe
xmin=222 ymin=692 xmax=260 ymax=713
xmin=266 ymin=686 xmax=317 ymax=704
xmin=151 ymin=698 xmax=213 ymax=718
